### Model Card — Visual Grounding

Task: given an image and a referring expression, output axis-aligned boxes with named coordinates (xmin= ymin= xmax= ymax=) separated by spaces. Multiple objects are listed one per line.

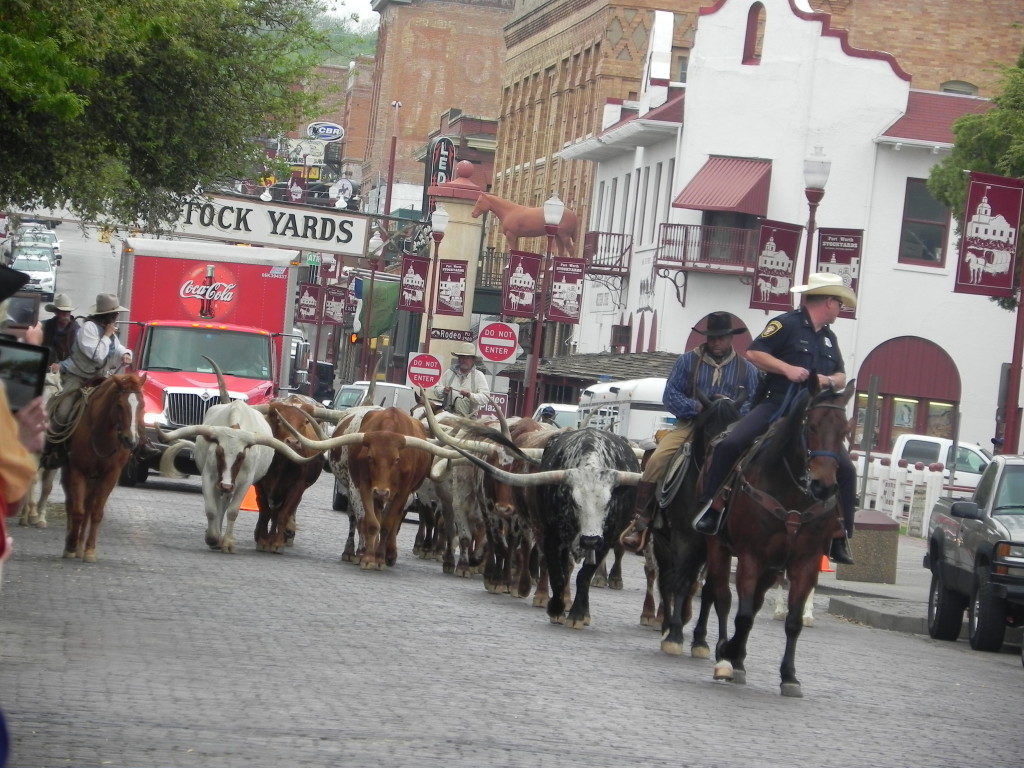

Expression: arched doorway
xmin=854 ymin=336 xmax=961 ymax=451
xmin=684 ymin=312 xmax=753 ymax=355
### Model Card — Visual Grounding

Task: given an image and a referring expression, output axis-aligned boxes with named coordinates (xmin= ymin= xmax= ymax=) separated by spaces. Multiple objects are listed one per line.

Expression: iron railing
xmin=582 ymin=231 xmax=632 ymax=277
xmin=477 ymin=248 xmax=510 ymax=289
xmin=655 ymin=223 xmax=759 ymax=275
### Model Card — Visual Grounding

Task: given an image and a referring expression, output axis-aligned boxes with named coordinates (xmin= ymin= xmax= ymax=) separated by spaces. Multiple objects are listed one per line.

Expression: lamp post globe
xmin=431 ymin=203 xmax=449 ymax=241
xmin=801 ymin=146 xmax=831 ymax=288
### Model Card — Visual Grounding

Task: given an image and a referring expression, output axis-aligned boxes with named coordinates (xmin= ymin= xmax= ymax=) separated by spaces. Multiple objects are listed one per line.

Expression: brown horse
xmin=704 ymin=380 xmax=855 ymax=697
xmin=61 ymin=373 xmax=147 ymax=562
xmin=470 ymin=192 xmax=579 ymax=256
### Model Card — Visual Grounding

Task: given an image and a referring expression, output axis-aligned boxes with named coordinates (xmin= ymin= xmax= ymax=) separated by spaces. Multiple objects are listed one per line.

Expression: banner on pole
xmin=502 ymin=250 xmax=541 ymax=318
xmin=954 ymin=171 xmax=1024 ymax=298
xmin=296 ymin=283 xmax=321 ymax=324
xmin=749 ymin=220 xmax=803 ymax=312
xmin=547 ymin=257 xmax=586 ymax=324
xmin=323 ymin=286 xmax=348 ymax=325
xmin=398 ymin=254 xmax=429 ymax=313
xmin=816 ymin=227 xmax=863 ymax=319
xmin=436 ymin=259 xmax=467 ymax=317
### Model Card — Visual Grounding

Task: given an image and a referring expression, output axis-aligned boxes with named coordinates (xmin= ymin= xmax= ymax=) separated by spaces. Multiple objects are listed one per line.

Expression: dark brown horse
xmin=705 ymin=380 xmax=855 ymax=697
xmin=61 ymin=373 xmax=147 ymax=562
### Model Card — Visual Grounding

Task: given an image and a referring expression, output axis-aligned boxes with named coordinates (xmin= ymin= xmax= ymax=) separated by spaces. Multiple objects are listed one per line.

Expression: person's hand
xmin=121 ymin=352 xmax=132 ymax=366
xmin=23 ymin=322 xmax=43 ymax=345
xmin=817 ymin=374 xmax=832 ymax=388
xmin=49 ymin=362 xmax=61 ymax=374
xmin=104 ymin=322 xmax=117 ymax=338
xmin=14 ymin=396 xmax=47 ymax=453
xmin=785 ymin=365 xmax=810 ymax=383
xmin=459 ymin=389 xmax=470 ymax=397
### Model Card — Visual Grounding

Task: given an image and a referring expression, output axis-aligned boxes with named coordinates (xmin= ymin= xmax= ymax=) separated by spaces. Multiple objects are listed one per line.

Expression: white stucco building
xmin=560 ymin=0 xmax=1011 ymax=451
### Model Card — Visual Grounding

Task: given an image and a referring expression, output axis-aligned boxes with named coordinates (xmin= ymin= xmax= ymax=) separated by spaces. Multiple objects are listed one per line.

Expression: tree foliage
xmin=928 ymin=50 xmax=1024 ymax=309
xmin=317 ymin=14 xmax=377 ymax=66
xmin=0 ymin=0 xmax=334 ymax=228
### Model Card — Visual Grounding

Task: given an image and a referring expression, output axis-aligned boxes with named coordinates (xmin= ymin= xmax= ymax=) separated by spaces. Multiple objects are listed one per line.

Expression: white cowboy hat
xmin=449 ymin=341 xmax=479 ymax=358
xmin=790 ymin=272 xmax=857 ymax=309
xmin=88 ymin=292 xmax=130 ymax=314
xmin=44 ymin=293 xmax=76 ymax=312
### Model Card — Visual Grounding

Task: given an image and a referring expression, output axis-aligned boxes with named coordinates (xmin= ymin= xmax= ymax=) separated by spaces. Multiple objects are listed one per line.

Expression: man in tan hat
xmin=620 ymin=311 xmax=760 ymax=553
xmin=41 ymin=293 xmax=134 ymax=468
xmin=692 ymin=273 xmax=857 ymax=564
xmin=41 ymin=293 xmax=79 ymax=365
xmin=431 ymin=341 xmax=490 ymax=416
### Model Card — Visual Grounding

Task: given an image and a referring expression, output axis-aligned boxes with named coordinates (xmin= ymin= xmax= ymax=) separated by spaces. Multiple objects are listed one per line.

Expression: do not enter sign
xmin=477 ymin=321 xmax=520 ymax=364
xmin=407 ymin=353 xmax=443 ymax=389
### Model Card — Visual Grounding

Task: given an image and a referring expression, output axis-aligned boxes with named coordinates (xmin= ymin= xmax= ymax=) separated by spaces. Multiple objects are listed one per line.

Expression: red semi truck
xmin=116 ymin=237 xmax=302 ymax=484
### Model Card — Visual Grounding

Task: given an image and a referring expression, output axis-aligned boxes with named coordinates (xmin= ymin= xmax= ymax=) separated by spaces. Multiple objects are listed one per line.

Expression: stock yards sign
xmin=175 ymin=193 xmax=370 ymax=257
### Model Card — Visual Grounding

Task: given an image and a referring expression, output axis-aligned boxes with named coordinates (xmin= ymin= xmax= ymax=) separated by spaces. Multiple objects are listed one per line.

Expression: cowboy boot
xmin=692 ymin=495 xmax=724 ymax=535
xmin=829 ymin=535 xmax=854 ymax=565
xmin=619 ymin=481 xmax=658 ymax=553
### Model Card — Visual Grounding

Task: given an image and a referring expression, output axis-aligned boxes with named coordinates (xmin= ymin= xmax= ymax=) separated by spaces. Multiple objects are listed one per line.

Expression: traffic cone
xmin=820 ymin=554 xmax=835 ymax=573
xmin=240 ymin=485 xmax=259 ymax=512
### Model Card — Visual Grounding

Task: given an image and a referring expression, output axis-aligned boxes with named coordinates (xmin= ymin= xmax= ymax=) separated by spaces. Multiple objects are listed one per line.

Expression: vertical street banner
xmin=436 ymin=259 xmax=467 ymax=317
xmin=296 ymin=283 xmax=321 ymax=324
xmin=398 ymin=254 xmax=429 ymax=313
xmin=320 ymin=252 xmax=340 ymax=280
xmin=749 ymin=220 xmax=803 ymax=312
xmin=502 ymin=250 xmax=541 ymax=318
xmin=323 ymin=286 xmax=348 ymax=325
xmin=955 ymin=171 xmax=1024 ymax=297
xmin=815 ymin=227 xmax=863 ymax=319
xmin=547 ymin=256 xmax=586 ymax=324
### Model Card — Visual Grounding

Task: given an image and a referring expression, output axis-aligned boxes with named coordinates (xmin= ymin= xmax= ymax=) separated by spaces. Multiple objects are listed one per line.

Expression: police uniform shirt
xmin=748 ymin=306 xmax=844 ymax=402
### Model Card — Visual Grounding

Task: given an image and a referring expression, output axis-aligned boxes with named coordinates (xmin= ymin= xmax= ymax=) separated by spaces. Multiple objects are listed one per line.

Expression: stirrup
xmin=692 ymin=499 xmax=722 ymax=535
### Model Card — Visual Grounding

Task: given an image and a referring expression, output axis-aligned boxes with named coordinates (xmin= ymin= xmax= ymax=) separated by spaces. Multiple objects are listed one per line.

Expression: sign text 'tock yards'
xmin=177 ymin=194 xmax=370 ymax=257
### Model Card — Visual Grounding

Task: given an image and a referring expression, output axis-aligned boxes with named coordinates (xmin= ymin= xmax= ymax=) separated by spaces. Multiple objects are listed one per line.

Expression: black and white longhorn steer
xmin=455 ymin=428 xmax=641 ymax=628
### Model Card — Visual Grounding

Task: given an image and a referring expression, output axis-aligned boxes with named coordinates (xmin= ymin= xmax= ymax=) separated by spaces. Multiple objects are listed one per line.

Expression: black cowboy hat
xmin=0 ymin=264 xmax=30 ymax=303
xmin=693 ymin=311 xmax=745 ymax=338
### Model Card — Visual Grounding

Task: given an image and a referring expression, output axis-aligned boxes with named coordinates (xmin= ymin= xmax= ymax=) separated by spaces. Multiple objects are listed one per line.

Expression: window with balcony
xmin=897 ymin=178 xmax=950 ymax=267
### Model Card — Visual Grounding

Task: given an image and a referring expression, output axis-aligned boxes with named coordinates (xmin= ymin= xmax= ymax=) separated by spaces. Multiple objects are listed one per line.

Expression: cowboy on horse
xmin=40 ymin=293 xmax=157 ymax=469
xmin=692 ymin=273 xmax=858 ymax=565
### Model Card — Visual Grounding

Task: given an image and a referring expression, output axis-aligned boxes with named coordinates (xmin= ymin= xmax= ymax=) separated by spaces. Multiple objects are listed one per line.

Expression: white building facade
xmin=561 ymin=0 xmax=1012 ymax=451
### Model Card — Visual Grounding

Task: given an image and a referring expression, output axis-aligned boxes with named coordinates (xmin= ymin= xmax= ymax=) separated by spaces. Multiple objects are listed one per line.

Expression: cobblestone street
xmin=2 ymin=474 xmax=1022 ymax=768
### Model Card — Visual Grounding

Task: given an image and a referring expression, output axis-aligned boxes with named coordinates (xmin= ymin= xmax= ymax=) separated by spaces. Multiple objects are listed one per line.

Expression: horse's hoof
xmin=83 ymin=552 xmax=97 ymax=564
xmin=35 ymin=519 xmax=47 ymax=529
xmin=375 ymin=560 xmax=385 ymax=571
xmin=532 ymin=596 xmax=547 ymax=608
xmin=360 ymin=559 xmax=375 ymax=570
xmin=341 ymin=552 xmax=354 ymax=563
xmin=691 ymin=643 xmax=711 ymax=660
xmin=442 ymin=563 xmax=455 ymax=575
xmin=780 ymin=682 xmax=803 ymax=698
xmin=285 ymin=539 xmax=294 ymax=548
xmin=484 ymin=582 xmax=496 ymax=593
xmin=732 ymin=669 xmax=746 ymax=685
xmin=566 ymin=617 xmax=587 ymax=630
xmin=62 ymin=549 xmax=77 ymax=559
xmin=497 ymin=584 xmax=510 ymax=595
xmin=713 ymin=660 xmax=734 ymax=681
xmin=591 ymin=574 xmax=608 ymax=588
xmin=639 ymin=615 xmax=657 ymax=627
xmin=549 ymin=614 xmax=566 ymax=625
xmin=17 ymin=517 xmax=28 ymax=527
xmin=221 ymin=542 xmax=235 ymax=554
xmin=661 ymin=640 xmax=684 ymax=656
xmin=773 ymin=610 xmax=786 ymax=621
xmin=607 ymin=577 xmax=623 ymax=590
xmin=802 ymin=616 xmax=814 ymax=628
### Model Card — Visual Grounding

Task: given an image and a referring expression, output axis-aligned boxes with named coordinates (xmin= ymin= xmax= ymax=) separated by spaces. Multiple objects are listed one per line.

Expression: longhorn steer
xmin=454 ymin=428 xmax=642 ymax=628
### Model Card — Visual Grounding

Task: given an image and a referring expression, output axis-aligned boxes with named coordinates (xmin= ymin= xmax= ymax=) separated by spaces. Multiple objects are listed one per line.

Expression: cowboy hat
xmin=87 ymin=293 xmax=129 ymax=315
xmin=693 ymin=311 xmax=746 ymax=338
xmin=44 ymin=293 xmax=76 ymax=313
xmin=790 ymin=272 xmax=857 ymax=309
xmin=0 ymin=264 xmax=29 ymax=303
xmin=450 ymin=341 xmax=479 ymax=358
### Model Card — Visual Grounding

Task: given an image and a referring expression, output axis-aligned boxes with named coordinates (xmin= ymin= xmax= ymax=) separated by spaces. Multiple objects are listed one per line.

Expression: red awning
xmin=672 ymin=157 xmax=772 ymax=217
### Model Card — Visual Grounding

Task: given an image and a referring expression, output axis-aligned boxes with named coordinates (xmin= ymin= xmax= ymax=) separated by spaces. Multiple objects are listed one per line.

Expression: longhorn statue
xmin=471 ymin=192 xmax=579 ymax=256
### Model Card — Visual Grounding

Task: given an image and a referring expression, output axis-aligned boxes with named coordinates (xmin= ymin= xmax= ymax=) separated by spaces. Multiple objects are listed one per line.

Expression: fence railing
xmin=655 ymin=223 xmax=759 ymax=275
xmin=582 ymin=231 xmax=632 ymax=276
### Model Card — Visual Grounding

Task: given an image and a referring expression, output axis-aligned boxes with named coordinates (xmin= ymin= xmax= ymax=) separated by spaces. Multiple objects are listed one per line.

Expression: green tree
xmin=928 ymin=50 xmax=1024 ymax=309
xmin=0 ymin=0 xmax=333 ymax=228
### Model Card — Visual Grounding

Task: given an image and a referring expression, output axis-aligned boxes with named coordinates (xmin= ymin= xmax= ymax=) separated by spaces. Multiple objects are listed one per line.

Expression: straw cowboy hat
xmin=450 ymin=341 xmax=479 ymax=358
xmin=693 ymin=311 xmax=746 ymax=338
xmin=44 ymin=293 xmax=76 ymax=313
xmin=87 ymin=293 xmax=129 ymax=315
xmin=790 ymin=272 xmax=857 ymax=309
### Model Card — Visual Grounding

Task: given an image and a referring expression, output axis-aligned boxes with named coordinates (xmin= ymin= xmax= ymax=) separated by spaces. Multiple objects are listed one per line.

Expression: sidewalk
xmin=817 ymin=532 xmax=1024 ymax=649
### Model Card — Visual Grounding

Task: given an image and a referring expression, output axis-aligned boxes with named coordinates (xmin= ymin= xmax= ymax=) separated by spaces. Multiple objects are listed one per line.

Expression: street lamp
xmin=383 ymin=100 xmax=402 ymax=217
xmin=800 ymin=145 xmax=831 ymax=289
xmin=360 ymin=232 xmax=385 ymax=378
xmin=522 ymin=193 xmax=565 ymax=417
xmin=423 ymin=203 xmax=449 ymax=353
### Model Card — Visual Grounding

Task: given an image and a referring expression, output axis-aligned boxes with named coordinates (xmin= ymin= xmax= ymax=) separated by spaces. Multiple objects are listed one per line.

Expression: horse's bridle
xmin=803 ymin=402 xmax=849 ymax=465
xmin=91 ymin=384 xmax=139 ymax=459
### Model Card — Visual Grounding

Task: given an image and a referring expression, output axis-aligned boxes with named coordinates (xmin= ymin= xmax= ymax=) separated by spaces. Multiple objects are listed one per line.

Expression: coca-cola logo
xmin=179 ymin=280 xmax=237 ymax=302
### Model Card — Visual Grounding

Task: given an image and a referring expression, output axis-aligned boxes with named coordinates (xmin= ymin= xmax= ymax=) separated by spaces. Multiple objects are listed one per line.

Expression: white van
xmin=331 ymin=380 xmax=417 ymax=413
xmin=857 ymin=433 xmax=991 ymax=492
xmin=577 ymin=378 xmax=675 ymax=444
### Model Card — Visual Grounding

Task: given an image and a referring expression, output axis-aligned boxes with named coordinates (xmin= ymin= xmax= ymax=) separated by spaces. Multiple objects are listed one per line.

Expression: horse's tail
xmin=203 ymin=356 xmax=231 ymax=404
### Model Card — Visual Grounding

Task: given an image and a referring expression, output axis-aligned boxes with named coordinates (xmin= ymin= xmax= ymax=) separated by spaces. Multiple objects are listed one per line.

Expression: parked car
xmin=16 ymin=228 xmax=61 ymax=265
xmin=10 ymin=244 xmax=57 ymax=268
xmin=857 ymin=433 xmax=991 ymax=494
xmin=531 ymin=402 xmax=579 ymax=428
xmin=330 ymin=380 xmax=417 ymax=412
xmin=925 ymin=454 xmax=1024 ymax=651
xmin=11 ymin=254 xmax=56 ymax=301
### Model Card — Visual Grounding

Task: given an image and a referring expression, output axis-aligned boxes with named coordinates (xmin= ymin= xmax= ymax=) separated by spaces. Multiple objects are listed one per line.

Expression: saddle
xmin=655 ymin=441 xmax=692 ymax=510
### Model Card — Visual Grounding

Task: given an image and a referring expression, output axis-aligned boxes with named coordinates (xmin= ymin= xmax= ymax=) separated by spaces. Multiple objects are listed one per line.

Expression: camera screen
xmin=0 ymin=340 xmax=48 ymax=412
xmin=5 ymin=293 xmax=40 ymax=328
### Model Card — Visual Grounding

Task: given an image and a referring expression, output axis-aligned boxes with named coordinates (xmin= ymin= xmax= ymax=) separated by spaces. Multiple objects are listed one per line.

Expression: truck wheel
xmin=118 ymin=455 xmax=149 ymax=487
xmin=332 ymin=476 xmax=348 ymax=512
xmin=969 ymin=569 xmax=1007 ymax=651
xmin=928 ymin=568 xmax=966 ymax=641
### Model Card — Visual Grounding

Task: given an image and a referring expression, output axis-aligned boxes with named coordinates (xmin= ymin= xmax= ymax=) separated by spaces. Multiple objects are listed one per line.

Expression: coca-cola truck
xmin=117 ymin=237 xmax=301 ymax=484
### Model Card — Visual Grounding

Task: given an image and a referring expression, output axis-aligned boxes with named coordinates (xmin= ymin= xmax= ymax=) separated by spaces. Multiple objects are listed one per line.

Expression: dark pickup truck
xmin=925 ymin=454 xmax=1024 ymax=653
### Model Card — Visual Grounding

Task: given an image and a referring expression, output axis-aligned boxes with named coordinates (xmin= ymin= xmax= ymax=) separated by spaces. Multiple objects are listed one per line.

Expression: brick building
xmin=363 ymin=0 xmax=514 ymax=216
xmin=337 ymin=55 xmax=377 ymax=187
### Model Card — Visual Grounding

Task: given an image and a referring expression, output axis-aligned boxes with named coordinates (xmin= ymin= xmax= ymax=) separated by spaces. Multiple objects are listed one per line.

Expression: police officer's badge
xmin=760 ymin=320 xmax=783 ymax=338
